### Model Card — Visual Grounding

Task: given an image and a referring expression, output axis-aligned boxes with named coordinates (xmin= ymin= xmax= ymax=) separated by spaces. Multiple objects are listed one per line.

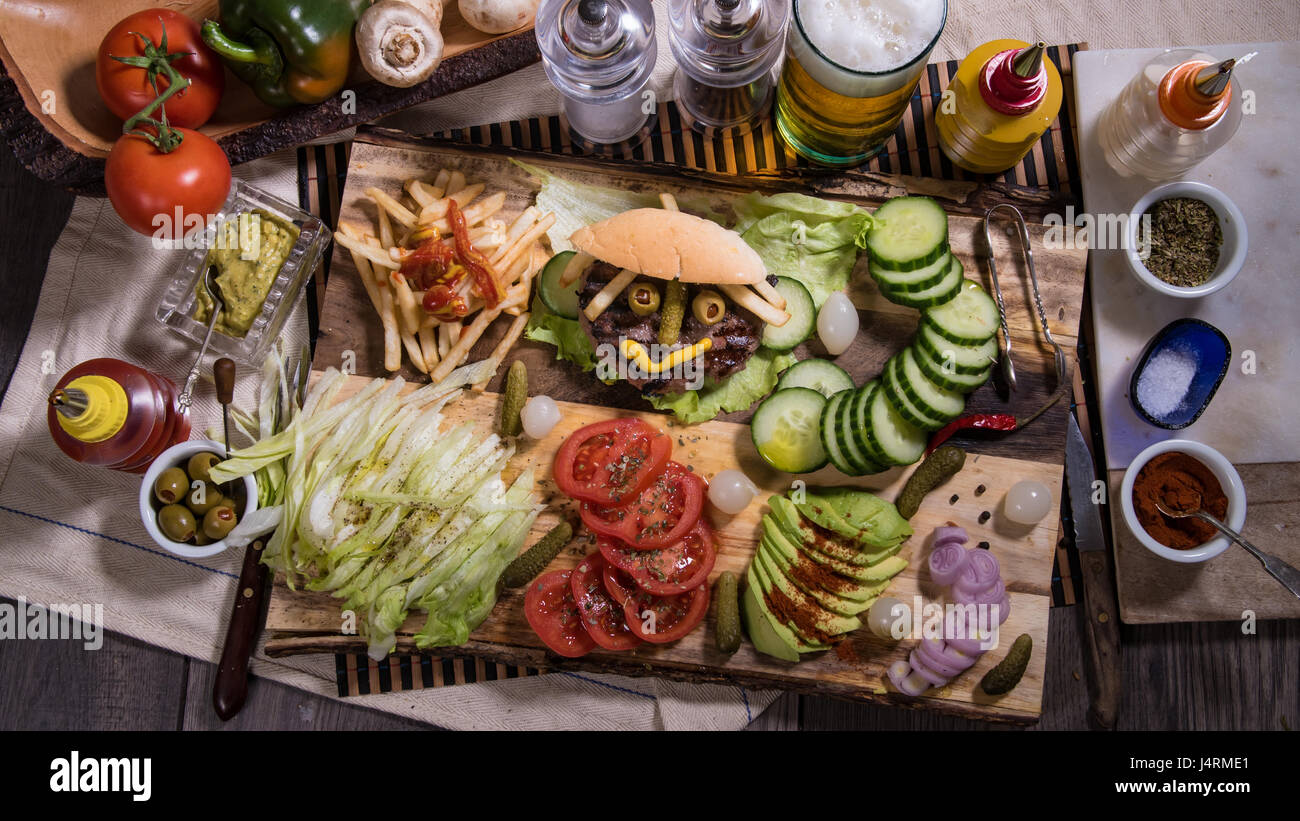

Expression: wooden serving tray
xmin=264 ymin=133 xmax=1090 ymax=723
xmin=0 ymin=1 xmax=538 ymax=193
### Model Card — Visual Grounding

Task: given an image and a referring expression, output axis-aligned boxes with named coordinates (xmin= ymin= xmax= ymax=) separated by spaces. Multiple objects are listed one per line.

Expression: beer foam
xmin=799 ymin=0 xmax=945 ymax=73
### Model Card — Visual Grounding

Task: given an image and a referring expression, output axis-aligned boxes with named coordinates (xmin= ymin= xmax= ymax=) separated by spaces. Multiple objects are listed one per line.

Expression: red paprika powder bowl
xmin=1119 ymin=440 xmax=1246 ymax=563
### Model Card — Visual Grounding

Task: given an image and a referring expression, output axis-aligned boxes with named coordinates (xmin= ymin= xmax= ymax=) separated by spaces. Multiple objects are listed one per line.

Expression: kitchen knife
xmin=1065 ymin=412 xmax=1122 ymax=730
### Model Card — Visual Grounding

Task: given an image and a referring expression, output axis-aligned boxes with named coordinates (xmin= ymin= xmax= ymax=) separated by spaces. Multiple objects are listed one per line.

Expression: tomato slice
xmin=553 ymin=419 xmax=671 ymax=506
xmin=570 ymin=553 xmax=642 ymax=651
xmin=598 ymin=521 xmax=717 ymax=596
xmin=622 ymin=583 xmax=711 ymax=645
xmin=603 ymin=562 xmax=639 ymax=608
xmin=524 ymin=570 xmax=596 ymax=658
xmin=580 ymin=461 xmax=705 ymax=550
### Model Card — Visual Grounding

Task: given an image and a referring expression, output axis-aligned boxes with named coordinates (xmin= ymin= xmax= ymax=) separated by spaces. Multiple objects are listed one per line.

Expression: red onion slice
xmin=908 ymin=648 xmax=950 ymax=687
xmin=929 ymin=637 xmax=980 ymax=671
xmin=931 ymin=526 xmax=968 ymax=547
xmin=953 ymin=548 xmax=1001 ymax=596
xmin=955 ymin=577 xmax=1006 ymax=606
xmin=994 ymin=592 xmax=1011 ymax=624
xmin=928 ymin=542 xmax=970 ymax=586
xmin=916 ymin=638 xmax=966 ymax=678
xmin=887 ymin=660 xmax=917 ymax=694
xmin=946 ymin=607 xmax=995 ymax=655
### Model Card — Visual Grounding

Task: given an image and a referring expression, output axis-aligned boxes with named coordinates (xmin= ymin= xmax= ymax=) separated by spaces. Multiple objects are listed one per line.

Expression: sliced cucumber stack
xmin=870 ymin=250 xmax=952 ymax=294
xmin=777 ymin=358 xmax=854 ymax=398
xmin=752 ymin=387 xmax=828 ymax=474
xmin=867 ymin=196 xmax=949 ymax=272
xmin=915 ymin=322 xmax=999 ymax=376
xmin=881 ymin=256 xmax=965 ymax=309
xmin=761 ymin=277 xmax=816 ymax=351
xmin=864 ymin=382 xmax=928 ymax=467
xmin=538 ymin=251 xmax=584 ymax=319
xmin=922 ymin=278 xmax=1000 ymax=345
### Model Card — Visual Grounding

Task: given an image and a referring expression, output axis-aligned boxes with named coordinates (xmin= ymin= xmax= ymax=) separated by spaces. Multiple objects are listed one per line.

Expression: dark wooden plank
xmin=745 ymin=692 xmax=800 ymax=730
xmin=0 ymin=601 xmax=187 ymax=730
xmin=182 ymin=659 xmax=438 ymax=730
xmin=0 ymin=139 xmax=73 ymax=398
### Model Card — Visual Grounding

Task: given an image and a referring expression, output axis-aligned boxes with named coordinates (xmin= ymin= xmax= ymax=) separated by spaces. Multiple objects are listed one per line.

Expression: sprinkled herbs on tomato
xmin=580 ymin=461 xmax=704 ymax=549
xmin=524 ymin=570 xmax=596 ymax=658
xmin=570 ymin=553 xmax=642 ymax=651
xmin=623 ymin=583 xmax=711 ymax=645
xmin=552 ymin=418 xmax=671 ymax=505
xmin=598 ymin=521 xmax=716 ymax=596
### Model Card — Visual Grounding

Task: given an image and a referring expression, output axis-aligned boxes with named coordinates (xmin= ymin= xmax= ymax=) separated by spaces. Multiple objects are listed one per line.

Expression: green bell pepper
xmin=201 ymin=0 xmax=369 ymax=108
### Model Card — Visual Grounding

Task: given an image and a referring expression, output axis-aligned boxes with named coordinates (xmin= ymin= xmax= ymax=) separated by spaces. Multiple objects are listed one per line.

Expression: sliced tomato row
xmin=527 ymin=418 xmax=718 ymax=657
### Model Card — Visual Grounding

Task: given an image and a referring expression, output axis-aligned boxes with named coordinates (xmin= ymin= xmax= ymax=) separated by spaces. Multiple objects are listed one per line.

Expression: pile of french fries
xmin=334 ymin=168 xmax=556 ymax=384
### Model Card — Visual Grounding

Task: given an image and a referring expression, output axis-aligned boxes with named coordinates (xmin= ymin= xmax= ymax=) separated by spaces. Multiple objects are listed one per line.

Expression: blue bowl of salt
xmin=1129 ymin=318 xmax=1231 ymax=430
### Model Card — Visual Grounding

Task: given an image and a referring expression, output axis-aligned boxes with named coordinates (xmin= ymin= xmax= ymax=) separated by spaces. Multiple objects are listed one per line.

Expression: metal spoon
xmin=983 ymin=204 xmax=1069 ymax=390
xmin=178 ymin=265 xmax=223 ymax=411
xmin=1156 ymin=499 xmax=1300 ymax=600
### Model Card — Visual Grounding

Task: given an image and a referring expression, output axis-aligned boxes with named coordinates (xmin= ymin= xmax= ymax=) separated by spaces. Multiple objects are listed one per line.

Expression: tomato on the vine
xmin=105 ymin=128 xmax=231 ymax=240
xmin=96 ymin=10 xmax=224 ymax=128
xmin=580 ymin=461 xmax=705 ymax=550
xmin=552 ymin=418 xmax=671 ymax=506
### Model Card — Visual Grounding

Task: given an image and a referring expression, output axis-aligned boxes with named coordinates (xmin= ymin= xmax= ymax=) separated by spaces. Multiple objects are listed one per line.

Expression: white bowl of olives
xmin=139 ymin=439 xmax=257 ymax=559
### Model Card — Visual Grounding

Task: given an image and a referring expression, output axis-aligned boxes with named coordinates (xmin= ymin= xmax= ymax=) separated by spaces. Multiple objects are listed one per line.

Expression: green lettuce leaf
xmin=524 ymin=295 xmax=599 ymax=372
xmin=646 ymin=348 xmax=797 ymax=424
xmin=732 ymin=192 xmax=876 ymax=308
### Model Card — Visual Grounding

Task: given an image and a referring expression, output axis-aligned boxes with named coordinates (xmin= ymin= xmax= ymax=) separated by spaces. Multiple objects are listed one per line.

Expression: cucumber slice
xmin=777 ymin=358 xmax=854 ymax=398
xmin=864 ymin=380 xmax=928 ymax=466
xmin=867 ymin=196 xmax=950 ymax=272
xmin=752 ymin=387 xmax=829 ymax=474
xmin=851 ymin=380 xmax=893 ymax=467
xmin=881 ymin=256 xmax=964 ymax=309
xmin=761 ymin=277 xmax=816 ymax=351
xmin=882 ymin=354 xmax=948 ymax=431
xmin=916 ymin=322 xmax=999 ymax=375
xmin=870 ymin=251 xmax=952 ymax=293
xmin=922 ymin=279 xmax=1000 ymax=345
xmin=912 ymin=342 xmax=992 ymax=393
xmin=538 ymin=251 xmax=582 ymax=319
xmin=820 ymin=389 xmax=859 ymax=476
xmin=834 ymin=383 xmax=886 ymax=475
xmin=897 ymin=346 xmax=966 ymax=422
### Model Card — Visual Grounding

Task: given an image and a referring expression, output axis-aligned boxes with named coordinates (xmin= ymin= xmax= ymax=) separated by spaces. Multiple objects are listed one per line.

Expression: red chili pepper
xmin=924 ymin=392 xmax=1063 ymax=456
xmin=448 ymin=199 xmax=505 ymax=308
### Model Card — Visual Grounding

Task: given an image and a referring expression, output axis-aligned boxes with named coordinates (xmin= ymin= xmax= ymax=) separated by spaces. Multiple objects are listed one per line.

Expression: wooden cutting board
xmin=263 ymin=131 xmax=1090 ymax=723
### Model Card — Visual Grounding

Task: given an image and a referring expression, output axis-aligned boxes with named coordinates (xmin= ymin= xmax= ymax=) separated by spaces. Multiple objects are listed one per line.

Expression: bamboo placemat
xmin=291 ymin=44 xmax=1090 ymax=698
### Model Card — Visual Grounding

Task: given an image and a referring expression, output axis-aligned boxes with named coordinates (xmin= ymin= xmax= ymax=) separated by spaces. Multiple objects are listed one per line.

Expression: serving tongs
xmin=982 ymin=204 xmax=1068 ymax=392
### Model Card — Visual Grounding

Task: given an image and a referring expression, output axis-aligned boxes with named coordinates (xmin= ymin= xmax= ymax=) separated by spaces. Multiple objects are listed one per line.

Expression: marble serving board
xmin=1075 ymin=42 xmax=1300 ymax=623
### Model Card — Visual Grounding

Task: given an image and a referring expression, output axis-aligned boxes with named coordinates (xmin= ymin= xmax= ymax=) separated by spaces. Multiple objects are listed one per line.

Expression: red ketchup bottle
xmin=47 ymin=358 xmax=191 ymax=474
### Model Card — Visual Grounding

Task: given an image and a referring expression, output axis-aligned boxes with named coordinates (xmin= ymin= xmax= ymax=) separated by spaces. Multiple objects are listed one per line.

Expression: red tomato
xmin=105 ymin=129 xmax=231 ymax=240
xmin=570 ymin=553 xmax=642 ymax=651
xmin=553 ymin=418 xmax=671 ymax=506
xmin=603 ymin=562 xmax=639 ymax=608
xmin=580 ymin=461 xmax=704 ymax=550
xmin=96 ymin=10 xmax=224 ymax=128
xmin=598 ymin=521 xmax=717 ymax=596
xmin=622 ymin=583 xmax=711 ymax=645
xmin=523 ymin=570 xmax=596 ymax=658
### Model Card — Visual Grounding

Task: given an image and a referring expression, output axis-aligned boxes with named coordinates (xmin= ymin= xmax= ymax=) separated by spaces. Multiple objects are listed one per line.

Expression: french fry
xmin=402 ymin=330 xmax=428 ymax=374
xmin=418 ymin=317 xmax=439 ymax=371
xmin=437 ymin=323 xmax=451 ymax=358
xmin=429 ymin=306 xmax=497 ymax=382
xmin=389 ymin=271 xmax=423 ymax=333
xmin=583 ymin=267 xmax=637 ymax=321
xmin=506 ymin=207 xmax=539 ymax=243
xmin=469 ymin=220 xmax=507 ymax=251
xmin=417 ymin=183 xmax=486 ymax=222
xmin=753 ymin=277 xmax=787 ymax=310
xmin=660 ymin=192 xmax=679 ymax=211
xmin=405 ymin=179 xmax=443 ymax=209
xmin=335 ymin=230 xmax=400 ymax=270
xmin=448 ymin=320 xmax=462 ymax=345
xmin=419 ymin=191 xmax=506 ymax=232
xmin=558 ymin=251 xmax=593 ymax=286
xmin=378 ymin=207 xmax=395 ymax=250
xmin=365 ymin=187 xmax=418 ymax=229
xmin=432 ymin=168 xmax=451 ymax=193
xmin=445 ymin=170 xmax=466 ymax=196
xmin=721 ymin=283 xmax=791 ymax=327
xmin=473 ymin=311 xmax=531 ymax=390
xmin=377 ymin=279 xmax=402 ymax=372
xmin=493 ymin=212 xmax=556 ymax=272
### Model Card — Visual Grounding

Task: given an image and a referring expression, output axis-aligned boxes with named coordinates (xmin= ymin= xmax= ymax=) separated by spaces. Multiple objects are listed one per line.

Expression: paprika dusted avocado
xmin=195 ymin=209 xmax=298 ymax=337
xmin=201 ymin=0 xmax=368 ymax=107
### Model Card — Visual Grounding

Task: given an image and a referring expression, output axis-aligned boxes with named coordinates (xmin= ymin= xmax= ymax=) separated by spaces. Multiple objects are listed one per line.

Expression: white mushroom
xmin=357 ymin=0 xmax=445 ymax=88
xmin=459 ymin=0 xmax=539 ymax=35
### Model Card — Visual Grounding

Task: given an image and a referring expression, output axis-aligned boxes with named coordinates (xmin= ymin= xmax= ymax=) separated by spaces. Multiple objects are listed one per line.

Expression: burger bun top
xmin=568 ymin=208 xmax=767 ymax=285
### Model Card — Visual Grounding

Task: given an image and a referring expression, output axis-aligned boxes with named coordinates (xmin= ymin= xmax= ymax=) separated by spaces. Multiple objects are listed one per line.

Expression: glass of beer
xmin=776 ymin=0 xmax=948 ymax=166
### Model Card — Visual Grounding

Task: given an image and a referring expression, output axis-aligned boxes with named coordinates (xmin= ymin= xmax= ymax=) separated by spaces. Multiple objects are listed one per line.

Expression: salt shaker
xmin=536 ymin=0 xmax=658 ymax=147
xmin=668 ymin=0 xmax=789 ymax=135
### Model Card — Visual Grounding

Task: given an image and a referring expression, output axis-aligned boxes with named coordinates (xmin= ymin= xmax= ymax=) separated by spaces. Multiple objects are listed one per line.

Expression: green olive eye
xmin=692 ymin=291 xmax=726 ymax=325
xmin=628 ymin=283 xmax=661 ymax=316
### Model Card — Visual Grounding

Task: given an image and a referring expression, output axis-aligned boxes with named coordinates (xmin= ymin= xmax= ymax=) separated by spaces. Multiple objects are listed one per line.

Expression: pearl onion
xmin=817 ymin=291 xmax=858 ymax=355
xmin=867 ymin=596 xmax=908 ymax=640
xmin=1003 ymin=479 xmax=1052 ymax=525
xmin=520 ymin=395 xmax=561 ymax=439
xmin=708 ymin=469 xmax=758 ymax=514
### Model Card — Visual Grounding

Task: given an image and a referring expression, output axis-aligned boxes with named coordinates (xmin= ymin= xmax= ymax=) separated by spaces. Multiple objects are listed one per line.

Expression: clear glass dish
xmin=156 ymin=180 xmax=330 ymax=365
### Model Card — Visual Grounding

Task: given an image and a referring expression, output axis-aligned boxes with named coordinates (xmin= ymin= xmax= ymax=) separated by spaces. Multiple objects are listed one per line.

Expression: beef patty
xmin=576 ymin=261 xmax=770 ymax=396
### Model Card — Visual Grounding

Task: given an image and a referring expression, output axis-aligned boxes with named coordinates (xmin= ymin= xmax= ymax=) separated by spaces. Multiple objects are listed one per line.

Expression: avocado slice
xmin=753 ymin=548 xmax=862 ymax=640
xmin=749 ymin=554 xmax=830 ymax=653
xmin=804 ymin=541 xmax=908 ymax=580
xmin=760 ymin=517 xmax=887 ymax=599
xmin=769 ymin=498 xmax=907 ymax=572
xmin=812 ymin=486 xmax=914 ymax=545
xmin=794 ymin=495 xmax=862 ymax=542
xmin=759 ymin=536 xmax=878 ymax=616
xmin=742 ymin=565 xmax=801 ymax=662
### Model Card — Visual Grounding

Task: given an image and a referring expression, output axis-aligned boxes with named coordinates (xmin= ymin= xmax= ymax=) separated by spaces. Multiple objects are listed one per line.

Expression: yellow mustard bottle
xmin=937 ymin=40 xmax=1063 ymax=174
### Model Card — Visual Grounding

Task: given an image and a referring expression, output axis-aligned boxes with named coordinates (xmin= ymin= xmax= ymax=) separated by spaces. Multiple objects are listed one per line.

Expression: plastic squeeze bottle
xmin=936 ymin=40 xmax=1063 ymax=174
xmin=1099 ymin=52 xmax=1242 ymax=180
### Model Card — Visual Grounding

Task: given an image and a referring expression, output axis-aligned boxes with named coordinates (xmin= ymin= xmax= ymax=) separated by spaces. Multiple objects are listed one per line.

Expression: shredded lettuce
xmin=646 ymin=348 xmax=797 ymax=424
xmin=732 ymin=192 xmax=876 ymax=308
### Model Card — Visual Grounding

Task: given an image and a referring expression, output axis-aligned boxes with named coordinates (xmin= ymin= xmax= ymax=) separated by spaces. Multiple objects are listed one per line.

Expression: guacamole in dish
xmin=194 ymin=209 xmax=299 ymax=337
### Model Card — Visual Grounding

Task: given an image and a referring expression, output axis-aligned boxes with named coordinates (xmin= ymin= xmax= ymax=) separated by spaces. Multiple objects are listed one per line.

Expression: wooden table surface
xmin=0 ymin=146 xmax=1295 ymax=731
